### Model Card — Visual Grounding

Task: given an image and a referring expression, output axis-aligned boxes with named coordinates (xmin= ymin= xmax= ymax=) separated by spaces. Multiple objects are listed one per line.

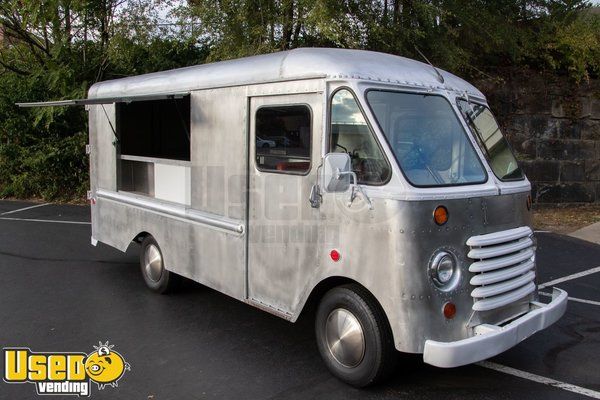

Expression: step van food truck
xmin=19 ymin=48 xmax=567 ymax=387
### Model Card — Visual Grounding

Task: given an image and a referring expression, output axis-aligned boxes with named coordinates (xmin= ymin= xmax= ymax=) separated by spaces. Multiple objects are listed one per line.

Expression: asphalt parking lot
xmin=0 ymin=200 xmax=599 ymax=400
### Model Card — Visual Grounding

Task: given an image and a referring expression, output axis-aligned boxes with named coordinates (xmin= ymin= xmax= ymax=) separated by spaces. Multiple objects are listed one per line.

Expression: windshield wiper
xmin=414 ymin=145 xmax=444 ymax=185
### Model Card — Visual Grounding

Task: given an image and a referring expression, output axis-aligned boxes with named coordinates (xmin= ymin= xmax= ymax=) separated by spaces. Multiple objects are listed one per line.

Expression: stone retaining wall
xmin=475 ymin=71 xmax=600 ymax=203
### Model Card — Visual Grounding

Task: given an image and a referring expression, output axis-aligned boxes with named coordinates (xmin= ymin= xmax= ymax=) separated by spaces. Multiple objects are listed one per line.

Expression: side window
xmin=255 ymin=105 xmax=311 ymax=174
xmin=330 ymin=89 xmax=390 ymax=185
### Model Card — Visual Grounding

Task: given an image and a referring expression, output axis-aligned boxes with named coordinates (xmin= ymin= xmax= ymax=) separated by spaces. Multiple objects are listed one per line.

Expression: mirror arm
xmin=334 ymin=168 xmax=357 ymax=182
xmin=351 ymin=184 xmax=373 ymax=210
xmin=309 ymin=163 xmax=324 ymax=208
xmin=309 ymin=183 xmax=322 ymax=208
xmin=335 ymin=169 xmax=373 ymax=210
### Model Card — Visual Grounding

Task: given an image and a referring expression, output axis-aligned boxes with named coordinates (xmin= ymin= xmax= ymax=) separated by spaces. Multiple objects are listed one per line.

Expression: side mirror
xmin=321 ymin=153 xmax=352 ymax=193
xmin=319 ymin=152 xmax=374 ymax=210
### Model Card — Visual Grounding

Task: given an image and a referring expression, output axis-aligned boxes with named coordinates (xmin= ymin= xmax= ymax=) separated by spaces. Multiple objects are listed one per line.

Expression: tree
xmin=0 ymin=0 xmax=208 ymax=200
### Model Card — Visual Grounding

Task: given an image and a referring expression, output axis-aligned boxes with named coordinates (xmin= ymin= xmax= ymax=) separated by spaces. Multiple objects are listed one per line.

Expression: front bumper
xmin=423 ymin=288 xmax=568 ymax=368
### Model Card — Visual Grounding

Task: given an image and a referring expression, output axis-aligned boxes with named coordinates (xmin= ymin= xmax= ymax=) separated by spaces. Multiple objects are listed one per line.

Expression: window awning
xmin=16 ymin=92 xmax=190 ymax=108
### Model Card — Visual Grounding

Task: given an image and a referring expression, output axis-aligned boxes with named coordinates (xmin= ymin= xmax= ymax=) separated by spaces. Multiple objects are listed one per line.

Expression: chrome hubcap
xmin=325 ymin=308 xmax=365 ymax=368
xmin=144 ymin=244 xmax=163 ymax=282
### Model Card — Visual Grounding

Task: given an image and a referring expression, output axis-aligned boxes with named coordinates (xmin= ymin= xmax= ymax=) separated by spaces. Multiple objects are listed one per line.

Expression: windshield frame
xmin=363 ymin=88 xmax=489 ymax=189
xmin=456 ymin=97 xmax=525 ymax=182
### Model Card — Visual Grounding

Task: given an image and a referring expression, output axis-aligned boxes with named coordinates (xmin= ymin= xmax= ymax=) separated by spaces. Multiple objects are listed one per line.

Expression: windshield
xmin=457 ymin=100 xmax=524 ymax=181
xmin=366 ymin=90 xmax=487 ymax=187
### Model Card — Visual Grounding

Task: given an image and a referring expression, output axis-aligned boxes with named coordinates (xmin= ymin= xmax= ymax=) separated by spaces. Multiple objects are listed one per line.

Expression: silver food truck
xmin=19 ymin=48 xmax=568 ymax=387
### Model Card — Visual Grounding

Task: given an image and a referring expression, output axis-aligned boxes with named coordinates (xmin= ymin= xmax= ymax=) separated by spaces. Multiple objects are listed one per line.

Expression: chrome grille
xmin=467 ymin=227 xmax=536 ymax=312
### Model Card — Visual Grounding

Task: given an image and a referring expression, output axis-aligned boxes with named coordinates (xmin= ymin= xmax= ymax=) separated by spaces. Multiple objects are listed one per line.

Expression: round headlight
xmin=436 ymin=255 xmax=454 ymax=283
xmin=429 ymin=251 xmax=459 ymax=290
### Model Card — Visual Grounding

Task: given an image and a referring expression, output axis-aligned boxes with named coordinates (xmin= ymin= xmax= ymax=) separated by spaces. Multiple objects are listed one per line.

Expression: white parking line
xmin=477 ymin=361 xmax=600 ymax=399
xmin=538 ymin=266 xmax=600 ymax=289
xmin=566 ymin=297 xmax=600 ymax=306
xmin=0 ymin=217 xmax=90 ymax=225
xmin=0 ymin=203 xmax=50 ymax=215
xmin=539 ymin=291 xmax=600 ymax=306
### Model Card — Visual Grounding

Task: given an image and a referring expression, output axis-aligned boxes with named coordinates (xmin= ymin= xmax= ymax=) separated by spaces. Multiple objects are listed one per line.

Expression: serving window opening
xmin=116 ymin=95 xmax=191 ymax=205
xmin=118 ymin=96 xmax=190 ymax=161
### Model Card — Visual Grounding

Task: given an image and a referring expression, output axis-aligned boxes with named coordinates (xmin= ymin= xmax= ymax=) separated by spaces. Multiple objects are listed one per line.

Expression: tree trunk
xmin=65 ymin=2 xmax=72 ymax=47
xmin=281 ymin=0 xmax=294 ymax=49
xmin=401 ymin=0 xmax=412 ymax=27
xmin=393 ymin=0 xmax=400 ymax=24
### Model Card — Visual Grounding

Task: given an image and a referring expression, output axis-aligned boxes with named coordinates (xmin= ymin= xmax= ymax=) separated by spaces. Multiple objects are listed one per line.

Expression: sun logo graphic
xmin=3 ymin=341 xmax=131 ymax=396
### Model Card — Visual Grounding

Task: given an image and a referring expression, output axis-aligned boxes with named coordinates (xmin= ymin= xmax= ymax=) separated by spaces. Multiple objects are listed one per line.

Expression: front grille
xmin=467 ymin=227 xmax=536 ymax=312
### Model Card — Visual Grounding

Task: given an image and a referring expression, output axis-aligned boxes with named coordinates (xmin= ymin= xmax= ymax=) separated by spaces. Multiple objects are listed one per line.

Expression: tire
xmin=315 ymin=284 xmax=397 ymax=387
xmin=139 ymin=236 xmax=178 ymax=294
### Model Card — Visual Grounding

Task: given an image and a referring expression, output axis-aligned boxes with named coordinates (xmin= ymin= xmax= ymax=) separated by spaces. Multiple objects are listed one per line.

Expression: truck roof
xmin=88 ymin=48 xmax=484 ymax=99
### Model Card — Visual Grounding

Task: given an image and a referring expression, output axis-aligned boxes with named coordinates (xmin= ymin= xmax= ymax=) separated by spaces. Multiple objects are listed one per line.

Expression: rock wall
xmin=475 ymin=71 xmax=600 ymax=203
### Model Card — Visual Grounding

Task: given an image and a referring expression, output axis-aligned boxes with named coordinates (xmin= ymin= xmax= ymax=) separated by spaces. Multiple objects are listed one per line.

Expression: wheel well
xmin=132 ymin=231 xmax=151 ymax=244
xmin=300 ymin=277 xmax=388 ymax=321
xmin=299 ymin=277 xmax=397 ymax=354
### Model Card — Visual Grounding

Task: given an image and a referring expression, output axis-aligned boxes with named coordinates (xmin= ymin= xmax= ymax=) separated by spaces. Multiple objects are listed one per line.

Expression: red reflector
xmin=330 ymin=250 xmax=341 ymax=262
xmin=443 ymin=302 xmax=456 ymax=319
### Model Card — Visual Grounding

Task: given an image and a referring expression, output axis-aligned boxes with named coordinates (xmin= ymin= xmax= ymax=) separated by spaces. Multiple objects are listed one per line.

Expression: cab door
xmin=247 ymin=93 xmax=323 ymax=316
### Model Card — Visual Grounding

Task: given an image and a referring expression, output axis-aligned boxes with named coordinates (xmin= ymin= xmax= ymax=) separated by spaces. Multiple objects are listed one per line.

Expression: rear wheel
xmin=315 ymin=284 xmax=397 ymax=387
xmin=139 ymin=236 xmax=178 ymax=294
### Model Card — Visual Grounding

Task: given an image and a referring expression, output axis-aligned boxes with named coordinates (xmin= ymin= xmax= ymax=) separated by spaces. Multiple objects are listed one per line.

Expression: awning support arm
xmin=100 ymin=104 xmax=118 ymax=145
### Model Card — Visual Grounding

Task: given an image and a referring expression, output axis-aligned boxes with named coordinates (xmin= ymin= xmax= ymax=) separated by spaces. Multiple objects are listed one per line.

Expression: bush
xmin=0 ymin=132 xmax=88 ymax=201
xmin=547 ymin=12 xmax=600 ymax=82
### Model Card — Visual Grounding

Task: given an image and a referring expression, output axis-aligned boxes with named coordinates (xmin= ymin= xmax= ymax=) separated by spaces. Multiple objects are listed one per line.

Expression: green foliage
xmin=108 ymin=36 xmax=209 ymax=76
xmin=0 ymin=133 xmax=88 ymax=200
xmin=544 ymin=10 xmax=600 ymax=81
xmin=189 ymin=0 xmax=600 ymax=79
xmin=0 ymin=0 xmax=208 ymax=201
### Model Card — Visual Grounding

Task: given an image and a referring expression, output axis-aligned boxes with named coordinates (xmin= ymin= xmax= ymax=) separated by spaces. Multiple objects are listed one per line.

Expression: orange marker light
xmin=526 ymin=195 xmax=532 ymax=211
xmin=433 ymin=206 xmax=449 ymax=226
xmin=330 ymin=249 xmax=341 ymax=262
xmin=443 ymin=302 xmax=456 ymax=319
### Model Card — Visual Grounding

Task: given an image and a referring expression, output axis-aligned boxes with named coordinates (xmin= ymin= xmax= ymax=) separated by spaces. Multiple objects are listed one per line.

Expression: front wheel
xmin=139 ymin=236 xmax=178 ymax=294
xmin=315 ymin=284 xmax=397 ymax=387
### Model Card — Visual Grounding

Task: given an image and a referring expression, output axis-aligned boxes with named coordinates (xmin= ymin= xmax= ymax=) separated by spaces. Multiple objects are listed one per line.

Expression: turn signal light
xmin=433 ymin=206 xmax=448 ymax=225
xmin=443 ymin=302 xmax=456 ymax=319
xmin=526 ymin=195 xmax=532 ymax=211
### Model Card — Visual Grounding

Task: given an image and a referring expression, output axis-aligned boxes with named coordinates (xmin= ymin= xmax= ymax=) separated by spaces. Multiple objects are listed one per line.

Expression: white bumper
xmin=423 ymin=288 xmax=568 ymax=368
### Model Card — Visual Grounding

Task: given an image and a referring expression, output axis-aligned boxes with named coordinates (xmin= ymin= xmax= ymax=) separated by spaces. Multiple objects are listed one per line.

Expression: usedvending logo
xmin=3 ymin=341 xmax=130 ymax=396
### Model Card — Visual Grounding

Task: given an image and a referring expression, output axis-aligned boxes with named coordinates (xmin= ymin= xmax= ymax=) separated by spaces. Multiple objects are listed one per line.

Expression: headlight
xmin=429 ymin=251 xmax=459 ymax=290
xmin=436 ymin=255 xmax=454 ymax=283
